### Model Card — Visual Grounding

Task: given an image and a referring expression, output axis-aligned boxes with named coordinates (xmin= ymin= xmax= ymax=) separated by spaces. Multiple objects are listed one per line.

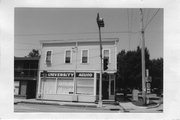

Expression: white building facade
xmin=37 ymin=38 xmax=119 ymax=102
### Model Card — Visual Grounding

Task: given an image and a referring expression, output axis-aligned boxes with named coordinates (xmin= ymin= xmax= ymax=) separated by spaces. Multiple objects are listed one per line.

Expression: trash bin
xmin=132 ymin=89 xmax=139 ymax=101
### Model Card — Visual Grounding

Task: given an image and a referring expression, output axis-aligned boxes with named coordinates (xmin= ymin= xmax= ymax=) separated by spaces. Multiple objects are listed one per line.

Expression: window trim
xmin=103 ymin=49 xmax=111 ymax=63
xmin=81 ymin=49 xmax=89 ymax=64
xmin=45 ymin=50 xmax=53 ymax=64
xmin=64 ymin=49 xmax=72 ymax=64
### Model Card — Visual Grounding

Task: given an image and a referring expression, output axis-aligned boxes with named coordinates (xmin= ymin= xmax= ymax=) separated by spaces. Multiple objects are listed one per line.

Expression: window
xmin=81 ymin=50 xmax=88 ymax=63
xmin=46 ymin=51 xmax=52 ymax=64
xmin=76 ymin=79 xmax=94 ymax=95
xmin=14 ymin=81 xmax=20 ymax=95
xmin=43 ymin=78 xmax=56 ymax=94
xmin=57 ymin=79 xmax=73 ymax=94
xmin=65 ymin=50 xmax=71 ymax=63
xmin=103 ymin=50 xmax=110 ymax=63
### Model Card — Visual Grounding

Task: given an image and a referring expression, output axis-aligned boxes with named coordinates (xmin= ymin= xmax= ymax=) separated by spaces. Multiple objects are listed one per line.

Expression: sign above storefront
xmin=40 ymin=72 xmax=74 ymax=77
xmin=76 ymin=72 xmax=94 ymax=78
xmin=40 ymin=72 xmax=94 ymax=78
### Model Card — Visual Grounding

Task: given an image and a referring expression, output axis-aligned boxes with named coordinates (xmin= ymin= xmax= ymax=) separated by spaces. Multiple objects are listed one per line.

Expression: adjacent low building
xmin=14 ymin=57 xmax=39 ymax=99
xmin=37 ymin=38 xmax=119 ymax=102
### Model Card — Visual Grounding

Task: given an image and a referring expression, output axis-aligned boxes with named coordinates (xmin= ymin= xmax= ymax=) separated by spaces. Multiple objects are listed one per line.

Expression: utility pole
xmin=96 ymin=13 xmax=104 ymax=107
xmin=73 ymin=42 xmax=78 ymax=96
xmin=140 ymin=8 xmax=146 ymax=105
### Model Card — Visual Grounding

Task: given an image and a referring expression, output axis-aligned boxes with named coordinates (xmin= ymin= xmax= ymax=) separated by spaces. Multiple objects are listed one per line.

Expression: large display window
xmin=43 ymin=78 xmax=56 ymax=94
xmin=57 ymin=79 xmax=73 ymax=94
xmin=76 ymin=79 xmax=94 ymax=95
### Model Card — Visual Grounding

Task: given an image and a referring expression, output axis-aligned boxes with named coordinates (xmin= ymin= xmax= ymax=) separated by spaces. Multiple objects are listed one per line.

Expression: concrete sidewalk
xmin=14 ymin=98 xmax=124 ymax=111
xmin=14 ymin=98 xmax=98 ymax=108
xmin=14 ymin=98 xmax=162 ymax=112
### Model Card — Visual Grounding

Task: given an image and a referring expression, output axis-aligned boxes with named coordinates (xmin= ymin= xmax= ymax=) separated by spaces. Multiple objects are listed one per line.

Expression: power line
xmin=15 ymin=42 xmax=40 ymax=46
xmin=130 ymin=9 xmax=133 ymax=50
xmin=127 ymin=9 xmax=130 ymax=50
xmin=15 ymin=48 xmax=41 ymax=51
xmin=145 ymin=9 xmax=150 ymax=27
xmin=15 ymin=31 xmax=139 ymax=36
xmin=144 ymin=8 xmax=160 ymax=30
xmin=15 ymin=45 xmax=116 ymax=57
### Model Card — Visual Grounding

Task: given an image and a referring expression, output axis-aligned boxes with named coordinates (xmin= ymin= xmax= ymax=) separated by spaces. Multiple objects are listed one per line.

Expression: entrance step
xmin=102 ymin=100 xmax=116 ymax=104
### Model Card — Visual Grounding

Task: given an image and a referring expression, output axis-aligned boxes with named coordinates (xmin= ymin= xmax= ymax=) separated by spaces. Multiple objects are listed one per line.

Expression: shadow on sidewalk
xmin=116 ymin=95 xmax=161 ymax=107
xmin=131 ymin=97 xmax=162 ymax=107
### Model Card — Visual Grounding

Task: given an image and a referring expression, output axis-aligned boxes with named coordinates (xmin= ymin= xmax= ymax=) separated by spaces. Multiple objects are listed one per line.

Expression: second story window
xmin=82 ymin=50 xmax=88 ymax=63
xmin=103 ymin=50 xmax=110 ymax=63
xmin=65 ymin=50 xmax=71 ymax=63
xmin=46 ymin=51 xmax=52 ymax=64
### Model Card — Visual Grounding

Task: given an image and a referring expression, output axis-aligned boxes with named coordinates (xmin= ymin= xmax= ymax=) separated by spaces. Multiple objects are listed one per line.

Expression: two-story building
xmin=37 ymin=38 xmax=119 ymax=102
xmin=14 ymin=57 xmax=39 ymax=99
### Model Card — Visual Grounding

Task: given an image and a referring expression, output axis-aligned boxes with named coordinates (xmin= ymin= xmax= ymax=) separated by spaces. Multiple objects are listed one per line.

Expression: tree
xmin=149 ymin=58 xmax=163 ymax=93
xmin=26 ymin=49 xmax=40 ymax=58
xmin=116 ymin=47 xmax=163 ymax=96
xmin=116 ymin=47 xmax=150 ymax=92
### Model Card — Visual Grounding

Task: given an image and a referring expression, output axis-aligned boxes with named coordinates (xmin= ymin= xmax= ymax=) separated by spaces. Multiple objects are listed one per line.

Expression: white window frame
xmin=64 ymin=49 xmax=72 ymax=64
xmin=81 ymin=49 xmax=89 ymax=64
xmin=103 ymin=49 xmax=111 ymax=63
xmin=45 ymin=50 xmax=53 ymax=64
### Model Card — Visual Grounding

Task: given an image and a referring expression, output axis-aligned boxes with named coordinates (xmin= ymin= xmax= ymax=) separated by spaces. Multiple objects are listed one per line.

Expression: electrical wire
xmin=145 ymin=9 xmax=150 ymax=27
xmin=144 ymin=8 xmax=160 ymax=30
xmin=15 ymin=42 xmax=40 ymax=46
xmin=129 ymin=9 xmax=133 ymax=50
xmin=127 ymin=9 xmax=130 ymax=50
xmin=15 ymin=31 xmax=139 ymax=37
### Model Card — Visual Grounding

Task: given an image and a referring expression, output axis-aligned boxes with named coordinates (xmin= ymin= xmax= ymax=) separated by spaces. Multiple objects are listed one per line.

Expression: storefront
xmin=37 ymin=38 xmax=119 ymax=103
xmin=38 ymin=71 xmax=115 ymax=102
xmin=14 ymin=79 xmax=37 ymax=99
xmin=14 ymin=57 xmax=39 ymax=99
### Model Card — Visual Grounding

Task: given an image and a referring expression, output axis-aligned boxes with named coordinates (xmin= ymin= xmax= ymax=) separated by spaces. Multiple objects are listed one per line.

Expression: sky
xmin=15 ymin=8 xmax=163 ymax=59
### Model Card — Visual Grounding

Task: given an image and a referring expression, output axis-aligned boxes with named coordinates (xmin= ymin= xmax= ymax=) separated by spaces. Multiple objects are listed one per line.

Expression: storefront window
xmin=57 ymin=79 xmax=73 ymax=94
xmin=77 ymin=79 xmax=94 ymax=95
xmin=43 ymin=78 xmax=56 ymax=94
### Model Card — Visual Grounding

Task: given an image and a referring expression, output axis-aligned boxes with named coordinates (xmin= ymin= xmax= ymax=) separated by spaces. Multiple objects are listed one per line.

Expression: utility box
xmin=132 ymin=89 xmax=139 ymax=101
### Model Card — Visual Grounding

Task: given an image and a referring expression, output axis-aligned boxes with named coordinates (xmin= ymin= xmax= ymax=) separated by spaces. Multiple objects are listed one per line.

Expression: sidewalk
xmin=14 ymin=98 xmax=162 ymax=112
xmin=14 ymin=98 xmax=97 ymax=108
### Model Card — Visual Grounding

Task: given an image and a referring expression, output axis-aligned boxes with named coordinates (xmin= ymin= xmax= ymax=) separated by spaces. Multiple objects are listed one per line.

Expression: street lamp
xmin=96 ymin=13 xmax=104 ymax=107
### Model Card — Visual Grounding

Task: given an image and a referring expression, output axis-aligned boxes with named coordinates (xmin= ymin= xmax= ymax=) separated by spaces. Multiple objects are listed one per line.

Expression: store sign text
xmin=41 ymin=72 xmax=74 ymax=77
xmin=76 ymin=72 xmax=94 ymax=78
xmin=41 ymin=72 xmax=94 ymax=78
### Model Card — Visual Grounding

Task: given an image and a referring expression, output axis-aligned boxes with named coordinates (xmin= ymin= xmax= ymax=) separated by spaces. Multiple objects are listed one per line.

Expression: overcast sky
xmin=15 ymin=8 xmax=163 ymax=59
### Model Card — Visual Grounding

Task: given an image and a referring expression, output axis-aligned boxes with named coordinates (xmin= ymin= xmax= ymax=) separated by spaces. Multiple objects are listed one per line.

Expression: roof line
xmin=40 ymin=38 xmax=119 ymax=44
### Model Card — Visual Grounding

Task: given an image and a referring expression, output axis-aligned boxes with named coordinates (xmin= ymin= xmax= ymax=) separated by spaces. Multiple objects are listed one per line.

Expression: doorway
xmin=102 ymin=81 xmax=109 ymax=99
xmin=26 ymin=81 xmax=37 ymax=99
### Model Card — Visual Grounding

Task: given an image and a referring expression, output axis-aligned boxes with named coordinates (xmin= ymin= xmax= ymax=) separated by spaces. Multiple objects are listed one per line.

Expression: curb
xmin=146 ymin=103 xmax=161 ymax=109
xmin=14 ymin=100 xmax=98 ymax=108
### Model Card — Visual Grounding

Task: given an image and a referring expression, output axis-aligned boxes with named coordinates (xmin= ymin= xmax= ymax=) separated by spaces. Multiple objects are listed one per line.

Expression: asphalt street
xmin=14 ymin=103 xmax=121 ymax=113
xmin=14 ymin=102 xmax=163 ymax=113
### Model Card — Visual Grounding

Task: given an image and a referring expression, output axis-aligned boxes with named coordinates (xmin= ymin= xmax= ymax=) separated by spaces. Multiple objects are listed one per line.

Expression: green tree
xmin=149 ymin=58 xmax=163 ymax=92
xmin=116 ymin=47 xmax=150 ymax=92
xmin=26 ymin=49 xmax=40 ymax=58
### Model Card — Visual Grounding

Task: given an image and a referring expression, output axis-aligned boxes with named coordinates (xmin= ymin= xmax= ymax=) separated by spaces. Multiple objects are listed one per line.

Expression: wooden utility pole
xmin=140 ymin=8 xmax=146 ymax=105
xmin=96 ymin=13 xmax=104 ymax=107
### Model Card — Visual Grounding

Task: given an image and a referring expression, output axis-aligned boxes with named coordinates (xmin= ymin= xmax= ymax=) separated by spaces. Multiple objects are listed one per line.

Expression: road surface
xmin=14 ymin=103 xmax=120 ymax=113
